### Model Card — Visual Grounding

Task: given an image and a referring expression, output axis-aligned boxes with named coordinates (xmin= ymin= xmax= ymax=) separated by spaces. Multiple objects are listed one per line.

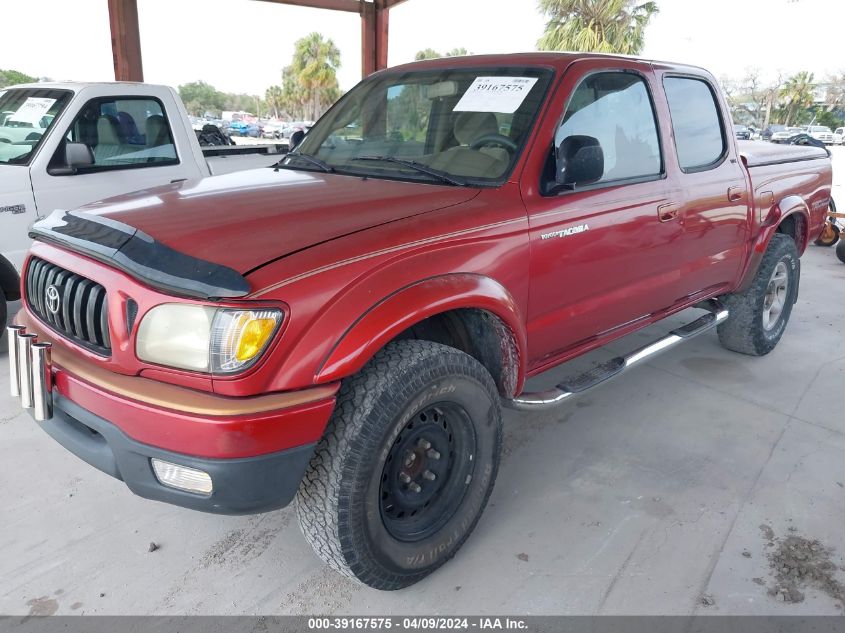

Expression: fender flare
xmin=315 ymin=273 xmax=527 ymax=396
xmin=0 ymin=255 xmax=21 ymax=302
xmin=736 ymin=195 xmax=809 ymax=292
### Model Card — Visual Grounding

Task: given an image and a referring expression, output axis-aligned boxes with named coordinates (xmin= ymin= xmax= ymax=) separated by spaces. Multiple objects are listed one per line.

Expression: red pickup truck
xmin=8 ymin=53 xmax=832 ymax=590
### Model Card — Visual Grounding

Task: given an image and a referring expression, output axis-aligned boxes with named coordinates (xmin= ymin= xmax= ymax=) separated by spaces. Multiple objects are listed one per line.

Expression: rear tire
xmin=718 ymin=234 xmax=799 ymax=356
xmin=296 ymin=339 xmax=502 ymax=590
xmin=836 ymin=239 xmax=845 ymax=264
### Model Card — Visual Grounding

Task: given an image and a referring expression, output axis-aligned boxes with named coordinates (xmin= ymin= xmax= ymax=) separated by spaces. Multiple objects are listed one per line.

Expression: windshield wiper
xmin=352 ymin=155 xmax=467 ymax=186
xmin=277 ymin=152 xmax=334 ymax=173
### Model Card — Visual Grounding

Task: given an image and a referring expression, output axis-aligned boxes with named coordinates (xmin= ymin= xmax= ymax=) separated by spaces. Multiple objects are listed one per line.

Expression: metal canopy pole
xmin=107 ymin=0 xmax=144 ymax=82
xmin=257 ymin=0 xmax=408 ymax=77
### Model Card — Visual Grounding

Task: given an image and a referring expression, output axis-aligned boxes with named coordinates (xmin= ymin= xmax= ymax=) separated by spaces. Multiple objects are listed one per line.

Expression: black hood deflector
xmin=30 ymin=210 xmax=250 ymax=300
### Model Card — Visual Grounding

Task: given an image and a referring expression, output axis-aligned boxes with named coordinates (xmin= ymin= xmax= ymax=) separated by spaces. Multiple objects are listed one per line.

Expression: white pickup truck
xmin=0 ymin=82 xmax=287 ymax=323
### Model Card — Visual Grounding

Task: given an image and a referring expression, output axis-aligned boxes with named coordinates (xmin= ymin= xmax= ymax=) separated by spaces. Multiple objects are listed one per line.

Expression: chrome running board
xmin=504 ymin=299 xmax=729 ymax=411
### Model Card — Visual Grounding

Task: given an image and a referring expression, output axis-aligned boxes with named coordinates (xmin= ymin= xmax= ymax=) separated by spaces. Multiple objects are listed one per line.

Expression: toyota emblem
xmin=45 ymin=285 xmax=61 ymax=315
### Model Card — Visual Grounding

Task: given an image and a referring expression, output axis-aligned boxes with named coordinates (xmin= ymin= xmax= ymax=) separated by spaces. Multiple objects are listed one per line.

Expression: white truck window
xmin=0 ymin=88 xmax=72 ymax=165
xmin=59 ymin=97 xmax=179 ymax=171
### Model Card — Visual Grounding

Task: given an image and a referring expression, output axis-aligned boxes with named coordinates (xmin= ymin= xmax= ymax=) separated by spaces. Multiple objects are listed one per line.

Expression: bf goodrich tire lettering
xmin=295 ymin=339 xmax=503 ymax=590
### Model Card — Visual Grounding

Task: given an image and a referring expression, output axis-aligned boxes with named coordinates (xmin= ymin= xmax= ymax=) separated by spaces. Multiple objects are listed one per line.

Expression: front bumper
xmin=45 ymin=394 xmax=316 ymax=514
xmin=7 ymin=322 xmax=336 ymax=514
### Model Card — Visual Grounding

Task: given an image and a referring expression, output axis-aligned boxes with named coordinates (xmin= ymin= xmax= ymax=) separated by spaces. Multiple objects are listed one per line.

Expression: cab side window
xmin=59 ymin=97 xmax=178 ymax=171
xmin=551 ymin=72 xmax=662 ymax=190
xmin=663 ymin=77 xmax=726 ymax=171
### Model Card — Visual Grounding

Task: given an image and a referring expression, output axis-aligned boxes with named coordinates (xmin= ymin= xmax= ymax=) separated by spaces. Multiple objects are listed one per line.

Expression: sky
xmin=0 ymin=0 xmax=840 ymax=96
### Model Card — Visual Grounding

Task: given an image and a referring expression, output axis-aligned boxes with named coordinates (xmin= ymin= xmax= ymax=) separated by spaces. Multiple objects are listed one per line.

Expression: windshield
xmin=0 ymin=88 xmax=72 ymax=165
xmin=291 ymin=67 xmax=553 ymax=186
xmin=809 ymin=126 xmax=831 ymax=133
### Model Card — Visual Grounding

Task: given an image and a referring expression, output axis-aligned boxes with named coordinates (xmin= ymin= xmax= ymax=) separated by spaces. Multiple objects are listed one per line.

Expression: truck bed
xmin=738 ymin=140 xmax=828 ymax=168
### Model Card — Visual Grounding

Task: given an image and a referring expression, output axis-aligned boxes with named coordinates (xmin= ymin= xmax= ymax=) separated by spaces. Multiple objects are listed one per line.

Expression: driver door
xmin=522 ymin=60 xmax=686 ymax=370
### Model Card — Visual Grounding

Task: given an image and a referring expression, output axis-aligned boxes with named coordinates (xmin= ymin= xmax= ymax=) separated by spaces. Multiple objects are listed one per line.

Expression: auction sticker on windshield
xmin=10 ymin=97 xmax=56 ymax=125
xmin=454 ymin=77 xmax=538 ymax=114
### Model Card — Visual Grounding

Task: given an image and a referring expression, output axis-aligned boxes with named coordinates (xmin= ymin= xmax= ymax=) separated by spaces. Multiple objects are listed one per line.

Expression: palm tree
xmin=265 ymin=85 xmax=284 ymax=119
xmin=291 ymin=33 xmax=342 ymax=120
xmin=537 ymin=0 xmax=659 ymax=55
xmin=778 ymin=71 xmax=815 ymax=126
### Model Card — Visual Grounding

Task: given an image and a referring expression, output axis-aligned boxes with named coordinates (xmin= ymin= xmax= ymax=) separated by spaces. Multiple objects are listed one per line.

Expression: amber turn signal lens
xmin=235 ymin=315 xmax=279 ymax=361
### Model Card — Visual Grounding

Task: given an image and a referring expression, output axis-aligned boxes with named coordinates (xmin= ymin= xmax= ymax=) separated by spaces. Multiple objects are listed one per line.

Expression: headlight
xmin=136 ymin=304 xmax=282 ymax=374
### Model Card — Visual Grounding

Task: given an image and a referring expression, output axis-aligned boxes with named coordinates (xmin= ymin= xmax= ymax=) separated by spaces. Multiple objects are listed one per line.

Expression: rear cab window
xmin=663 ymin=76 xmax=727 ymax=172
xmin=54 ymin=96 xmax=179 ymax=172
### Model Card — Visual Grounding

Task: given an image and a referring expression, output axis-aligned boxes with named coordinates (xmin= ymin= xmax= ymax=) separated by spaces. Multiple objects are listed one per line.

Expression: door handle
xmin=728 ymin=186 xmax=744 ymax=202
xmin=658 ymin=203 xmax=679 ymax=222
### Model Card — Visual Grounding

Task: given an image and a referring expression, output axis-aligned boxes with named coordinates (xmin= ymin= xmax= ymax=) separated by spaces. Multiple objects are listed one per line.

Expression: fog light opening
xmin=151 ymin=459 xmax=213 ymax=496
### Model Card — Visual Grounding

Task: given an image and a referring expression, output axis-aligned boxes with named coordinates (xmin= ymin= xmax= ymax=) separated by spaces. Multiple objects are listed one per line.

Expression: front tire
xmin=296 ymin=340 xmax=502 ymax=590
xmin=718 ymin=233 xmax=799 ymax=356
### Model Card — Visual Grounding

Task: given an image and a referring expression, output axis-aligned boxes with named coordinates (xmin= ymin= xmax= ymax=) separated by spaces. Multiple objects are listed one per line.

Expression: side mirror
xmin=289 ymin=129 xmax=305 ymax=150
xmin=50 ymin=142 xmax=95 ymax=175
xmin=556 ymin=135 xmax=604 ymax=188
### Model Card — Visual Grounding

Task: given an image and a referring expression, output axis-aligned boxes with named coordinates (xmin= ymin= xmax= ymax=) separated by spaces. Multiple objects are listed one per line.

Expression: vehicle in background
xmin=770 ymin=126 xmax=804 ymax=143
xmin=262 ymin=122 xmax=285 ymax=139
xmin=228 ymin=120 xmax=250 ymax=136
xmin=0 ymin=82 xmax=287 ymax=323
xmin=11 ymin=53 xmax=832 ymax=591
xmin=762 ymin=124 xmax=786 ymax=141
xmin=280 ymin=121 xmax=313 ymax=145
xmin=806 ymin=125 xmax=834 ymax=145
xmin=195 ymin=123 xmax=235 ymax=147
xmin=834 ymin=127 xmax=844 ymax=145
xmin=734 ymin=124 xmax=751 ymax=140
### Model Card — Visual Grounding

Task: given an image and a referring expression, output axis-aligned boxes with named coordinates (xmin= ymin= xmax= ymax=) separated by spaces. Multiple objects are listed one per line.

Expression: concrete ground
xmin=1 ymin=149 xmax=843 ymax=616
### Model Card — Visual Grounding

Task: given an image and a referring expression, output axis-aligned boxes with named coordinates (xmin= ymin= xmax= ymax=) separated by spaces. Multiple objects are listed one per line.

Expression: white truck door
xmin=29 ymin=88 xmax=205 ymax=221
xmin=0 ymin=168 xmax=38 ymax=272
xmin=0 ymin=86 xmax=76 ymax=273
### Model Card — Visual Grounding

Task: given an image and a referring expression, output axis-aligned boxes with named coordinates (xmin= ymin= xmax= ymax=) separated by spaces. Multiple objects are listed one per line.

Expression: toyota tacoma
xmin=8 ymin=53 xmax=833 ymax=590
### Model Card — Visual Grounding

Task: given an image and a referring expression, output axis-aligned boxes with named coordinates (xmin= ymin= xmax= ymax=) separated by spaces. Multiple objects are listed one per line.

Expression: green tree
xmin=291 ymin=32 xmax=341 ymax=121
xmin=414 ymin=48 xmax=472 ymax=60
xmin=812 ymin=106 xmax=842 ymax=130
xmin=0 ymin=69 xmax=37 ymax=88
xmin=778 ymin=71 xmax=815 ymax=126
xmin=265 ymin=85 xmax=284 ymax=118
xmin=222 ymin=92 xmax=264 ymax=116
xmin=178 ymin=81 xmax=225 ymax=116
xmin=278 ymin=65 xmax=307 ymax=119
xmin=537 ymin=0 xmax=659 ymax=54
xmin=415 ymin=48 xmax=441 ymax=61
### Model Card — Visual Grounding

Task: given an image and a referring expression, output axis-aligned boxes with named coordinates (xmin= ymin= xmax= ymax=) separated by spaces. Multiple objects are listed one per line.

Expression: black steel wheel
xmin=296 ymin=339 xmax=502 ymax=590
xmin=379 ymin=402 xmax=475 ymax=542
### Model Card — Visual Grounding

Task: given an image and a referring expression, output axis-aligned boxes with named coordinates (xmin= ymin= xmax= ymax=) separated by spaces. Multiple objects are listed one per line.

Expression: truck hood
xmin=78 ymin=168 xmax=479 ymax=274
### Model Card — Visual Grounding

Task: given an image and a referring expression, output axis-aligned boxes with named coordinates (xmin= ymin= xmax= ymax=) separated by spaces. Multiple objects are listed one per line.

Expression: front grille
xmin=25 ymin=257 xmax=111 ymax=355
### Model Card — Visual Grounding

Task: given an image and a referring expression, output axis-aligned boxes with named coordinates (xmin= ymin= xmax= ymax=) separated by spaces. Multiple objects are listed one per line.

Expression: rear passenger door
xmin=657 ymin=73 xmax=750 ymax=300
xmin=30 ymin=95 xmax=191 ymax=216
